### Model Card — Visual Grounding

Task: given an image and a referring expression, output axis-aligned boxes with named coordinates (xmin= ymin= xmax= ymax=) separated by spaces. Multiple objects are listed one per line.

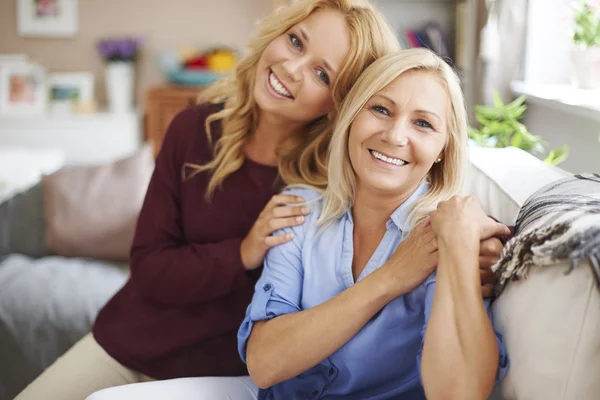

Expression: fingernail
xmin=301 ymin=207 xmax=309 ymax=214
xmin=287 ymin=233 xmax=294 ymax=240
xmin=296 ymin=197 xmax=304 ymax=202
xmin=296 ymin=216 xmax=304 ymax=223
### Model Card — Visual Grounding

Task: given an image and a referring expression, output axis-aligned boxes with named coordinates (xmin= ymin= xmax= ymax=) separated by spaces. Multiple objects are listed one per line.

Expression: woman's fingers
xmin=264 ymin=232 xmax=294 ymax=248
xmin=272 ymin=205 xmax=310 ymax=218
xmin=266 ymin=194 xmax=305 ymax=211
xmin=264 ymin=216 xmax=305 ymax=235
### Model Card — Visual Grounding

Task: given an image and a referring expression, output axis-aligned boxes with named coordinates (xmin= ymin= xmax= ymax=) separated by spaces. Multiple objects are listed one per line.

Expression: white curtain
xmin=477 ymin=0 xmax=529 ymax=106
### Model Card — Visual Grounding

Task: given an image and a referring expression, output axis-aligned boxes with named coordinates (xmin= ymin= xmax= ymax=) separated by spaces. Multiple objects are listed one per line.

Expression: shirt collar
xmin=389 ymin=179 xmax=430 ymax=232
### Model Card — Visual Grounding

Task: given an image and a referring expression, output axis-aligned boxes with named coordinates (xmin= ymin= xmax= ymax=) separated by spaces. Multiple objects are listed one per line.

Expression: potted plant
xmin=570 ymin=0 xmax=600 ymax=89
xmin=97 ymin=37 xmax=143 ymax=112
xmin=468 ymin=92 xmax=569 ymax=166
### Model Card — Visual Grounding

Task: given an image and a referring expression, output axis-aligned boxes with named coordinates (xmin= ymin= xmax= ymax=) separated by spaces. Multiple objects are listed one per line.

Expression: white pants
xmin=87 ymin=376 xmax=259 ymax=400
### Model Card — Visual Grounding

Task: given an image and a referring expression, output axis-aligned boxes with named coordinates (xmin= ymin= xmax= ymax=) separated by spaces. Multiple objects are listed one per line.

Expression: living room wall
xmin=0 ymin=0 xmax=273 ymax=106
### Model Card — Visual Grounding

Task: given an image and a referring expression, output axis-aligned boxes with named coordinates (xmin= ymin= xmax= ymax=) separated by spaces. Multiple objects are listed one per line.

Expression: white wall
xmin=524 ymin=105 xmax=600 ymax=174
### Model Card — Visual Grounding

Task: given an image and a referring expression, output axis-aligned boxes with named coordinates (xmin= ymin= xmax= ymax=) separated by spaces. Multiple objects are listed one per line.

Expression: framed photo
xmin=48 ymin=72 xmax=94 ymax=114
xmin=0 ymin=63 xmax=47 ymax=116
xmin=17 ymin=0 xmax=78 ymax=38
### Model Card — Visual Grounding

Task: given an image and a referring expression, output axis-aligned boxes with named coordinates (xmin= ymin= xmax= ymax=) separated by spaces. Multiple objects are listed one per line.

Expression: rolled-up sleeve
xmin=416 ymin=275 xmax=509 ymax=381
xmin=237 ymin=223 xmax=305 ymax=363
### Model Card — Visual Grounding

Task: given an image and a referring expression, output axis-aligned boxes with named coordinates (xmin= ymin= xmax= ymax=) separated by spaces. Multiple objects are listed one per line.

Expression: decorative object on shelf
xmin=0 ymin=62 xmax=47 ymax=116
xmin=47 ymin=72 xmax=95 ymax=114
xmin=468 ymin=91 xmax=569 ymax=166
xmin=97 ymin=37 xmax=143 ymax=112
xmin=400 ymin=23 xmax=452 ymax=65
xmin=156 ymin=47 xmax=237 ymax=86
xmin=570 ymin=0 xmax=600 ymax=89
xmin=16 ymin=0 xmax=78 ymax=38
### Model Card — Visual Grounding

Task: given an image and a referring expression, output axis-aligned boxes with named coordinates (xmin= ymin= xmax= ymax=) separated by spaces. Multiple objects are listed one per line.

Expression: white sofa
xmin=466 ymin=146 xmax=600 ymax=400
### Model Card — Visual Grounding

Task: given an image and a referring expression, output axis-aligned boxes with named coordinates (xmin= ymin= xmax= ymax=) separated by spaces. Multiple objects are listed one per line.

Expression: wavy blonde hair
xmin=318 ymin=48 xmax=469 ymax=230
xmin=185 ymin=0 xmax=399 ymax=196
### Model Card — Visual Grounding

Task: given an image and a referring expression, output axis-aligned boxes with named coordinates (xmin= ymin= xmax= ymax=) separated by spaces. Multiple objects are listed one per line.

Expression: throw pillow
xmin=490 ymin=174 xmax=600 ymax=400
xmin=42 ymin=144 xmax=154 ymax=261
xmin=0 ymin=183 xmax=48 ymax=258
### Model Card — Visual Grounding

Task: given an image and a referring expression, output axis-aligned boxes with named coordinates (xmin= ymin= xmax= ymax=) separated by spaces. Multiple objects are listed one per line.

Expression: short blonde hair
xmin=187 ymin=0 xmax=399 ymax=196
xmin=318 ymin=48 xmax=469 ymax=230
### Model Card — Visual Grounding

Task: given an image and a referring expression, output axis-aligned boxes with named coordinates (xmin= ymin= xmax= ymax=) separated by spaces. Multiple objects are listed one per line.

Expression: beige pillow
xmin=42 ymin=144 xmax=154 ymax=261
xmin=491 ymin=261 xmax=600 ymax=400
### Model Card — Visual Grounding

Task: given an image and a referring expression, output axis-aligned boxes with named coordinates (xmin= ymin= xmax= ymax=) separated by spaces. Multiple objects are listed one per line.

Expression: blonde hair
xmin=318 ymin=48 xmax=469 ymax=230
xmin=185 ymin=0 xmax=399 ymax=196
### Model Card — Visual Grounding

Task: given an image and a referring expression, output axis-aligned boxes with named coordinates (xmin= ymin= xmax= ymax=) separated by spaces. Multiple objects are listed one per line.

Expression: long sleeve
xmin=129 ymin=107 xmax=254 ymax=306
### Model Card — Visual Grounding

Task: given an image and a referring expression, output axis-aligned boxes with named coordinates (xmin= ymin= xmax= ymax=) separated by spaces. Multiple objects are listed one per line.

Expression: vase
xmin=570 ymin=47 xmax=600 ymax=90
xmin=105 ymin=61 xmax=134 ymax=112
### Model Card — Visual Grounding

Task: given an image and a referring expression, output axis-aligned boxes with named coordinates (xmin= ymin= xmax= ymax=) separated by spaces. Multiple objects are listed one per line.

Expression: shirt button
xmin=328 ymin=367 xmax=335 ymax=377
xmin=263 ymin=283 xmax=272 ymax=291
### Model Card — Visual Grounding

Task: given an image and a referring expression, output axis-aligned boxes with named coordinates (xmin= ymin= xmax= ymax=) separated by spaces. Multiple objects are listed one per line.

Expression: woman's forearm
xmin=421 ymin=233 xmax=499 ymax=400
xmin=246 ymin=268 xmax=397 ymax=389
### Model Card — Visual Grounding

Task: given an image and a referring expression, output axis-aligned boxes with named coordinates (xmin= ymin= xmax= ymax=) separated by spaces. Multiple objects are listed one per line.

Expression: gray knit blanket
xmin=492 ymin=173 xmax=600 ymax=296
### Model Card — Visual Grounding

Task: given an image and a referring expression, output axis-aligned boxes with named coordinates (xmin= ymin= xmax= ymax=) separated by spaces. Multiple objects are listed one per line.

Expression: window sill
xmin=510 ymin=81 xmax=600 ymax=123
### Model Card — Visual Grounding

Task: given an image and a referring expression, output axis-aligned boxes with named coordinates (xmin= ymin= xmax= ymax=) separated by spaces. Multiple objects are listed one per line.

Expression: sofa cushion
xmin=42 ymin=144 xmax=154 ymax=261
xmin=490 ymin=174 xmax=600 ymax=399
xmin=463 ymin=146 xmax=569 ymax=225
xmin=0 ymin=183 xmax=48 ymax=258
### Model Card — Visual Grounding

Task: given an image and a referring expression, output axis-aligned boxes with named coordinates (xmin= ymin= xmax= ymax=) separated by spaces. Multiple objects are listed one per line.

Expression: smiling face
xmin=253 ymin=9 xmax=351 ymax=124
xmin=348 ymin=69 xmax=449 ymax=198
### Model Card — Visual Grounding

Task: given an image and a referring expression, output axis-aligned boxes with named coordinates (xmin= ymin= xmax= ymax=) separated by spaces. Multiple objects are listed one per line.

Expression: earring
xmin=435 ymin=158 xmax=442 ymax=163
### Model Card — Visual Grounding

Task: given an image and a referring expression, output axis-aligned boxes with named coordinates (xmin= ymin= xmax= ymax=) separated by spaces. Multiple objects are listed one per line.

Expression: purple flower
xmin=97 ymin=37 xmax=144 ymax=62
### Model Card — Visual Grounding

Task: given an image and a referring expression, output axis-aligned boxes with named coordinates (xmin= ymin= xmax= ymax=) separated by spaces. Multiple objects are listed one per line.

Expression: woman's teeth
xmin=370 ymin=150 xmax=407 ymax=166
xmin=269 ymin=72 xmax=292 ymax=98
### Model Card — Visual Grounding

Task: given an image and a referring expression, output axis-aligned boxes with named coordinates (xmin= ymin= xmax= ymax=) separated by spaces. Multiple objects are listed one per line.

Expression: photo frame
xmin=17 ymin=0 xmax=78 ymax=38
xmin=0 ymin=63 xmax=47 ymax=116
xmin=48 ymin=72 xmax=94 ymax=114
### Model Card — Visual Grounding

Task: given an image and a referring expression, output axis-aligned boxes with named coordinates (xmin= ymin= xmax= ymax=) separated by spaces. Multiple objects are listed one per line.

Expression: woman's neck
xmin=244 ymin=111 xmax=304 ymax=166
xmin=352 ymin=183 xmax=412 ymax=233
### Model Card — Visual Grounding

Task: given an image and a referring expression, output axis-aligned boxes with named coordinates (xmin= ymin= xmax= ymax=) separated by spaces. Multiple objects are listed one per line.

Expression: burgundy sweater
xmin=93 ymin=103 xmax=280 ymax=379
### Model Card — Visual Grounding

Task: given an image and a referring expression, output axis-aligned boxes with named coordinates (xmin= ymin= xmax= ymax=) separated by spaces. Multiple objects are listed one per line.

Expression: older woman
xmin=239 ymin=49 xmax=510 ymax=399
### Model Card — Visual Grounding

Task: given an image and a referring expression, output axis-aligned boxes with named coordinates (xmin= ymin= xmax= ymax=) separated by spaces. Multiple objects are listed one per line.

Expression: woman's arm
xmin=243 ymin=218 xmax=438 ymax=389
xmin=247 ymin=269 xmax=391 ymax=388
xmin=421 ymin=232 xmax=499 ymax=400
xmin=421 ymin=196 xmax=509 ymax=400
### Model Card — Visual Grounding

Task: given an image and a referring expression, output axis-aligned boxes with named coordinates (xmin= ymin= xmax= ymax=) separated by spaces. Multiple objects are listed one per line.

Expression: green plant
xmin=468 ymin=92 xmax=569 ymax=166
xmin=572 ymin=0 xmax=600 ymax=48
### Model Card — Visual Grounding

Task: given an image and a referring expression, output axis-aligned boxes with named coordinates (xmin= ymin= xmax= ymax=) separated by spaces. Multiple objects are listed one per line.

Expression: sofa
xmin=0 ymin=144 xmax=592 ymax=399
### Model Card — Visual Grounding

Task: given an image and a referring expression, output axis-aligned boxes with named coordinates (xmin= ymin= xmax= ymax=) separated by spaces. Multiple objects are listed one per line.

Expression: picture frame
xmin=17 ymin=0 xmax=78 ymax=38
xmin=0 ymin=63 xmax=47 ymax=116
xmin=48 ymin=72 xmax=94 ymax=114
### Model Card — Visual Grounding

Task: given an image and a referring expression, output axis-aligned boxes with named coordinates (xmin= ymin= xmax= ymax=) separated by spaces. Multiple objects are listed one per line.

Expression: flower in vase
xmin=97 ymin=37 xmax=144 ymax=63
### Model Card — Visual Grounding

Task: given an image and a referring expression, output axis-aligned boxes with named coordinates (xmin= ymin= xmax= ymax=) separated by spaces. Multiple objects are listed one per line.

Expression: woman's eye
xmin=289 ymin=34 xmax=302 ymax=50
xmin=371 ymin=105 xmax=390 ymax=116
xmin=317 ymin=69 xmax=330 ymax=85
xmin=416 ymin=119 xmax=433 ymax=129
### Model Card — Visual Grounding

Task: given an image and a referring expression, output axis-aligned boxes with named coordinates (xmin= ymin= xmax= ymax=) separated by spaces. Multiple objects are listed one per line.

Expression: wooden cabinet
xmin=145 ymin=85 xmax=204 ymax=157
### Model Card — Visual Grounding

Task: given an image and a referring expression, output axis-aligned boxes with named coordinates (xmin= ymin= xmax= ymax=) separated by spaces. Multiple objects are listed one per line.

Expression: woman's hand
xmin=240 ymin=194 xmax=310 ymax=270
xmin=430 ymin=195 xmax=510 ymax=243
xmin=380 ymin=217 xmax=438 ymax=299
xmin=478 ymin=237 xmax=503 ymax=297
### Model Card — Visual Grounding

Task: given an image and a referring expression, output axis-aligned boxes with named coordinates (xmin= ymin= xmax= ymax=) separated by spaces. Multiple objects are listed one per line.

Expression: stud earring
xmin=435 ymin=158 xmax=442 ymax=163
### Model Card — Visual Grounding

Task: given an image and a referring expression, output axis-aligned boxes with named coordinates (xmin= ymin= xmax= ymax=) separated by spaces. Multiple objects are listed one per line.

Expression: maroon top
xmin=93 ymin=103 xmax=280 ymax=379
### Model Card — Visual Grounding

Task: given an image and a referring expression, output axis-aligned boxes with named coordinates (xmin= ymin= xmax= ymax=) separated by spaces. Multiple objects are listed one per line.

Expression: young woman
xmin=238 ymin=49 xmax=510 ymax=399
xmin=15 ymin=1 xmax=399 ymax=399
